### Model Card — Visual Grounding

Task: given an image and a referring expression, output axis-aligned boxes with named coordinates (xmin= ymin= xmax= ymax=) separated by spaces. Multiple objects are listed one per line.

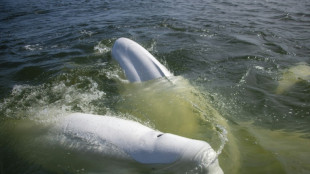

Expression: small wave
xmin=80 ymin=30 xmax=94 ymax=37
xmin=215 ymin=124 xmax=228 ymax=155
xmin=146 ymin=40 xmax=156 ymax=53
xmin=24 ymin=44 xmax=43 ymax=51
xmin=254 ymin=65 xmax=264 ymax=70
xmin=94 ymin=41 xmax=111 ymax=54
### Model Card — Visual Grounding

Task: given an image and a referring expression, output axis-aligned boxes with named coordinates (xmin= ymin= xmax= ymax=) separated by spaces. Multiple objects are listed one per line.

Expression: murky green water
xmin=1 ymin=0 xmax=310 ymax=173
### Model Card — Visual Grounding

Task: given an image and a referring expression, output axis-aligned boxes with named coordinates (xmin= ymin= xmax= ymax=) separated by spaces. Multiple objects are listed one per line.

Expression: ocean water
xmin=1 ymin=0 xmax=310 ymax=173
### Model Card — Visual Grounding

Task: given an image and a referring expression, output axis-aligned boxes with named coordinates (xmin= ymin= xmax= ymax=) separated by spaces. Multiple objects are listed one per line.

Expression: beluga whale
xmin=111 ymin=37 xmax=241 ymax=173
xmin=2 ymin=112 xmax=223 ymax=174
xmin=111 ymin=37 xmax=236 ymax=173
xmin=1 ymin=38 xmax=225 ymax=174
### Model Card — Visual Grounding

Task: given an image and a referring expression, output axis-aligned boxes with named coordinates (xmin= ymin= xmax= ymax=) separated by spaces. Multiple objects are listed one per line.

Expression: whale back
xmin=54 ymin=113 xmax=192 ymax=164
xmin=53 ymin=113 xmax=220 ymax=172
xmin=111 ymin=38 xmax=172 ymax=82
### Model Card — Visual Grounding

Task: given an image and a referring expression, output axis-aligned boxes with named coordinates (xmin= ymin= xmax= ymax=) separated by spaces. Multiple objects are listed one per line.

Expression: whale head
xmin=126 ymin=130 xmax=223 ymax=173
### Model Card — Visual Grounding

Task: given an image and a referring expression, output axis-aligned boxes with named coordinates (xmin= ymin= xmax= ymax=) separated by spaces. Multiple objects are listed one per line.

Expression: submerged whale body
xmin=276 ymin=62 xmax=310 ymax=94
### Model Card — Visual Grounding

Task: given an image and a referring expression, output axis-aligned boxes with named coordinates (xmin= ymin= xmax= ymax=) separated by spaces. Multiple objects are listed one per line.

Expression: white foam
xmin=94 ymin=41 xmax=111 ymax=54
xmin=24 ymin=44 xmax=43 ymax=51
xmin=80 ymin=30 xmax=94 ymax=37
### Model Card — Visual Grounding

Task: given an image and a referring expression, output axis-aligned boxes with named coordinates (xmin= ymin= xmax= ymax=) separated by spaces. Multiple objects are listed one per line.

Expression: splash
xmin=94 ymin=40 xmax=112 ymax=54
xmin=0 ymin=70 xmax=107 ymax=121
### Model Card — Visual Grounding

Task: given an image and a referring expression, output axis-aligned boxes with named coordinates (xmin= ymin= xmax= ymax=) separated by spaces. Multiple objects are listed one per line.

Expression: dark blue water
xmin=1 ymin=0 xmax=310 ymax=173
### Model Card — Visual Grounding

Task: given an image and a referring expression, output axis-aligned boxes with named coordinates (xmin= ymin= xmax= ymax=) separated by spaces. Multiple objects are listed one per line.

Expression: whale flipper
xmin=112 ymin=38 xmax=172 ymax=82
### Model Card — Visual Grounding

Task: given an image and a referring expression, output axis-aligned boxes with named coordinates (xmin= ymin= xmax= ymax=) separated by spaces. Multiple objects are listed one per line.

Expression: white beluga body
xmin=53 ymin=113 xmax=216 ymax=164
xmin=112 ymin=37 xmax=172 ymax=82
xmin=51 ymin=113 xmax=222 ymax=173
xmin=5 ymin=113 xmax=223 ymax=174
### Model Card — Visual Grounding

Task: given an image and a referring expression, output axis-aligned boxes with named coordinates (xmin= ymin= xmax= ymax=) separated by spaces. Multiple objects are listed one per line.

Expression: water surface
xmin=1 ymin=0 xmax=310 ymax=173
